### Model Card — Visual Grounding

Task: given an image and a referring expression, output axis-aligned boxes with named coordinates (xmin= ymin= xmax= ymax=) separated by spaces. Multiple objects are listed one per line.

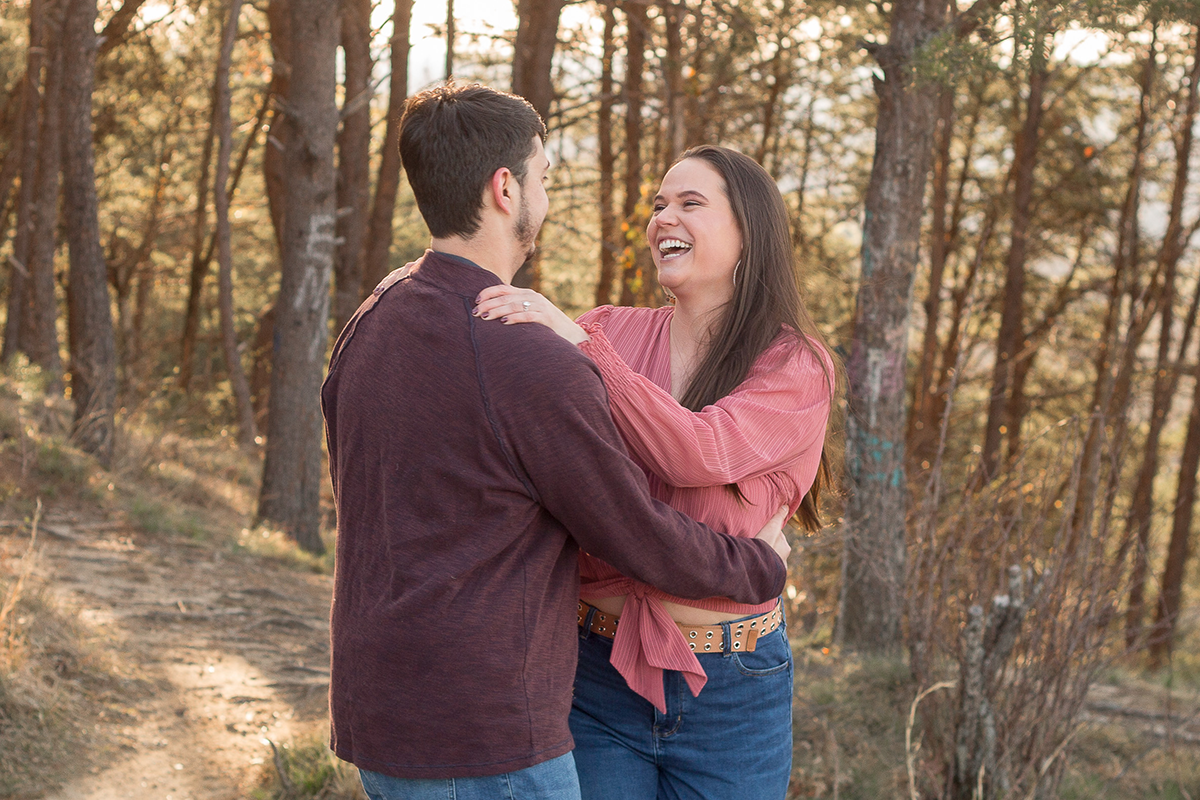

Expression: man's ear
xmin=488 ymin=167 xmax=516 ymax=216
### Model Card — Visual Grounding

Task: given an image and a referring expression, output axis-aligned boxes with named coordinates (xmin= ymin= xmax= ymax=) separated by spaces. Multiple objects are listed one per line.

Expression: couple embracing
xmin=321 ymin=82 xmax=838 ymax=800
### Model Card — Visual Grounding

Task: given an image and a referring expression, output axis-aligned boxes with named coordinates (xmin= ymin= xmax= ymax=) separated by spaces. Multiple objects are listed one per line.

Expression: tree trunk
xmin=177 ymin=77 xmax=218 ymax=391
xmin=361 ymin=0 xmax=412 ymax=295
xmin=1148 ymin=357 xmax=1200 ymax=667
xmin=333 ymin=0 xmax=373 ymax=330
xmin=61 ymin=0 xmax=117 ymax=466
xmin=682 ymin=2 xmax=705 ymax=150
xmin=263 ymin=0 xmax=291 ymax=258
xmin=25 ymin=2 xmax=65 ymax=388
xmin=660 ymin=0 xmax=686 ymax=168
xmin=838 ymin=0 xmax=952 ymax=652
xmin=214 ymin=0 xmax=256 ymax=446
xmin=593 ymin=1 xmax=618 ymax=307
xmin=256 ymin=0 xmax=339 ymax=554
xmin=979 ymin=35 xmax=1049 ymax=482
xmin=178 ymin=81 xmax=268 ymax=391
xmin=444 ymin=0 xmax=455 ymax=79
xmin=512 ymin=0 xmax=565 ymax=122
xmin=2 ymin=0 xmax=47 ymax=366
xmin=1072 ymin=22 xmax=1158 ymax=543
xmin=618 ymin=0 xmax=647 ymax=307
xmin=114 ymin=121 xmax=172 ymax=393
xmin=755 ymin=10 xmax=790 ymax=172
xmin=509 ymin=0 xmax=565 ymax=291
xmin=1126 ymin=22 xmax=1200 ymax=649
xmin=910 ymin=86 xmax=954 ymax=466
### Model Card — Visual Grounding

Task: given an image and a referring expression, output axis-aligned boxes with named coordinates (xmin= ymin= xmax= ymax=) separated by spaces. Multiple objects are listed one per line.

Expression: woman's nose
xmin=655 ymin=205 xmax=679 ymax=226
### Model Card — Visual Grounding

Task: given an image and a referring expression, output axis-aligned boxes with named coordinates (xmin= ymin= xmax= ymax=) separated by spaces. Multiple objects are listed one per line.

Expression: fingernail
xmin=475 ymin=294 xmax=482 ymax=303
xmin=480 ymin=312 xmax=489 ymax=319
xmin=471 ymin=307 xmax=480 ymax=316
xmin=501 ymin=317 xmax=509 ymax=323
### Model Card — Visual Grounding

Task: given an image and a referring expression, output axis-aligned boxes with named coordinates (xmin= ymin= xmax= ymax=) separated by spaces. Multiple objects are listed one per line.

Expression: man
xmin=321 ymin=83 xmax=789 ymax=800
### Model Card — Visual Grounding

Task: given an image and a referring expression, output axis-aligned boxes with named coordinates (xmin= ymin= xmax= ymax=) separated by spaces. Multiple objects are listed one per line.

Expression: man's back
xmin=324 ymin=251 xmax=587 ymax=777
xmin=322 ymin=251 xmax=785 ymax=779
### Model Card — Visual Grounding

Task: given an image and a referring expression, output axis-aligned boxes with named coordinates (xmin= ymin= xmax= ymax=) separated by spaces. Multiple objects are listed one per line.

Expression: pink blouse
xmin=575 ymin=305 xmax=833 ymax=712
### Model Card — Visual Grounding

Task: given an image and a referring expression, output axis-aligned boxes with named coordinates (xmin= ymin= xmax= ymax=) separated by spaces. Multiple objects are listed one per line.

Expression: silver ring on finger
xmin=522 ymin=301 xmax=531 ymax=311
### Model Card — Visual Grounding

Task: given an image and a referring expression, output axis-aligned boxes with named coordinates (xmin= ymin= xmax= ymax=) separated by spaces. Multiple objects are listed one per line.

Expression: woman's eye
xmin=652 ymin=205 xmax=665 ymax=213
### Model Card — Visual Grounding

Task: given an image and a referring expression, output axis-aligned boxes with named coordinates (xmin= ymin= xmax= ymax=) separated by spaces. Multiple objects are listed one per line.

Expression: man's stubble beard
xmin=514 ymin=190 xmax=539 ymax=264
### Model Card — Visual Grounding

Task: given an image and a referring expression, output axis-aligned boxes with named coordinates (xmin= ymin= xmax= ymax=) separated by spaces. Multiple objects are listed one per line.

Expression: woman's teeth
xmin=658 ymin=239 xmax=692 ymax=259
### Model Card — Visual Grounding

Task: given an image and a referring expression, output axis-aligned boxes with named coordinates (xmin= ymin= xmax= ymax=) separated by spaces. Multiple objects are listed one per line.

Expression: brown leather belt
xmin=577 ymin=599 xmax=782 ymax=653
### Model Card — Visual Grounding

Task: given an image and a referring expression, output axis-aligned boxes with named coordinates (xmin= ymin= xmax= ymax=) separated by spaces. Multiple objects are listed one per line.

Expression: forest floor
xmin=1 ymin=368 xmax=1199 ymax=799
xmin=9 ymin=508 xmax=338 ymax=799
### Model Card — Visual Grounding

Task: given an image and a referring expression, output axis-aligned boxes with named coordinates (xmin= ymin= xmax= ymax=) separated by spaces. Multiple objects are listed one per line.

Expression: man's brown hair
xmin=399 ymin=82 xmax=546 ymax=239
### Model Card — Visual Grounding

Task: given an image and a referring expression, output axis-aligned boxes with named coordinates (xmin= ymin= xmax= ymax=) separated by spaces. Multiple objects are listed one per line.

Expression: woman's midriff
xmin=587 ymin=594 xmax=757 ymax=625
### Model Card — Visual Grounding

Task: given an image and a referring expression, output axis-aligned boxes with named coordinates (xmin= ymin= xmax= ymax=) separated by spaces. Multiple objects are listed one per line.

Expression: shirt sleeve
xmin=476 ymin=322 xmax=786 ymax=606
xmin=578 ymin=325 xmax=833 ymax=488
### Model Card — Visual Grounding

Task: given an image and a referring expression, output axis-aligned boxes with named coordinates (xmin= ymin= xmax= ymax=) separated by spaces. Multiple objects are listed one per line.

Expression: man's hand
xmin=754 ymin=505 xmax=791 ymax=567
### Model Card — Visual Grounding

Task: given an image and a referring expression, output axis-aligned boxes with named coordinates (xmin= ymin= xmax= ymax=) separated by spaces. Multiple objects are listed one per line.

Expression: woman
xmin=474 ymin=145 xmax=838 ymax=799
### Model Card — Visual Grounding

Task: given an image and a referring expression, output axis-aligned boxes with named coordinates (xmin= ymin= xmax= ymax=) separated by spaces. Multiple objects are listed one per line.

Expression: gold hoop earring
xmin=732 ymin=259 xmax=742 ymax=285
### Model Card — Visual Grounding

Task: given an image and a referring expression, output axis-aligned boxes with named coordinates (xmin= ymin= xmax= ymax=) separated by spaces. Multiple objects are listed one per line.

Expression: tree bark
xmin=838 ymin=0 xmax=952 ymax=652
xmin=178 ymin=82 xmax=268 ymax=391
xmin=263 ymin=0 xmax=291 ymax=257
xmin=256 ymin=0 xmax=339 ymax=554
xmin=593 ymin=1 xmax=618 ymax=307
xmin=1126 ymin=21 xmax=1200 ymax=650
xmin=512 ymin=0 xmax=565 ymax=122
xmin=444 ymin=0 xmax=455 ymax=79
xmin=618 ymin=0 xmax=647 ymax=307
xmin=332 ymin=0 xmax=374 ymax=330
xmin=61 ymin=0 xmax=117 ymax=466
xmin=177 ymin=77 xmax=218 ymax=391
xmin=1071 ymin=21 xmax=1158 ymax=543
xmin=910 ymin=86 xmax=954 ymax=466
xmin=361 ymin=0 xmax=412 ymax=295
xmin=24 ymin=1 xmax=65 ymax=388
xmin=112 ymin=120 xmax=172 ymax=393
xmin=660 ymin=0 xmax=686 ymax=168
xmin=1148 ymin=354 xmax=1200 ymax=667
xmin=214 ymin=0 xmax=256 ymax=446
xmin=509 ymin=0 xmax=564 ymax=292
xmin=2 ymin=0 xmax=47 ymax=366
xmin=979 ymin=33 xmax=1049 ymax=482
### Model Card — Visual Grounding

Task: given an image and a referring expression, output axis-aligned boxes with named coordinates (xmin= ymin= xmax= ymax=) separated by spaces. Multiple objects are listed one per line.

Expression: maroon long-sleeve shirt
xmin=320 ymin=250 xmax=786 ymax=779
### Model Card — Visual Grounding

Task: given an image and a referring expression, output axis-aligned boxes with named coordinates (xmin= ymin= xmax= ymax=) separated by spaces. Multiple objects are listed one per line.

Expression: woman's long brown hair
xmin=672 ymin=146 xmax=842 ymax=532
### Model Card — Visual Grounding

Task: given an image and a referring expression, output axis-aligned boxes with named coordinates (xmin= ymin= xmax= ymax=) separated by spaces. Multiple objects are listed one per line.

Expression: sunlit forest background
xmin=2 ymin=0 xmax=1200 ymax=797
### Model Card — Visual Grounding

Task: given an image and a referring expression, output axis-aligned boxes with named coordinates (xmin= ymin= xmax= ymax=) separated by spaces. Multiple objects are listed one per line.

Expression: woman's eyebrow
xmin=654 ymin=190 xmax=709 ymax=203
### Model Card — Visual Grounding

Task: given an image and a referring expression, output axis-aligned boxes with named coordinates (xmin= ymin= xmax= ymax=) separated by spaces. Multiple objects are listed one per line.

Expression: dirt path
xmin=29 ymin=511 xmax=334 ymax=799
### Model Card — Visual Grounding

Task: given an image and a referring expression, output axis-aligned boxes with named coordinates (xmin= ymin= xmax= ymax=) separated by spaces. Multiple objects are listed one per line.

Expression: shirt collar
xmin=411 ymin=249 xmax=504 ymax=297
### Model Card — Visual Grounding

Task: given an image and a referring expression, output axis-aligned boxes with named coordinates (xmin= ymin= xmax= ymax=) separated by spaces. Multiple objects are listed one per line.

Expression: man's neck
xmin=431 ymin=234 xmax=521 ymax=284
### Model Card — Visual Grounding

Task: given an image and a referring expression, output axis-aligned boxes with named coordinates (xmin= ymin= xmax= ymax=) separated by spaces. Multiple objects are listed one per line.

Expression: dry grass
xmin=0 ymin=360 xmax=335 ymax=796
xmin=249 ymin=736 xmax=367 ymax=800
xmin=0 ymin=551 xmax=143 ymax=796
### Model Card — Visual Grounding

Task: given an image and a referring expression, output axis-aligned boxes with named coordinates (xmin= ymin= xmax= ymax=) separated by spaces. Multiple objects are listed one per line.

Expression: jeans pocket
xmin=730 ymin=629 xmax=792 ymax=677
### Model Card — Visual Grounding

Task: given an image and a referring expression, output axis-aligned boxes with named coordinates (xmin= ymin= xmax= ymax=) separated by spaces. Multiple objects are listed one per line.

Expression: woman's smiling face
xmin=647 ymin=158 xmax=743 ymax=303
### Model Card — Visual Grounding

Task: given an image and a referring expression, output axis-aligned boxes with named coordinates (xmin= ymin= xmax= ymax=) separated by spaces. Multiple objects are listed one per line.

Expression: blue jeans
xmin=359 ymin=753 xmax=581 ymax=800
xmin=570 ymin=611 xmax=793 ymax=800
